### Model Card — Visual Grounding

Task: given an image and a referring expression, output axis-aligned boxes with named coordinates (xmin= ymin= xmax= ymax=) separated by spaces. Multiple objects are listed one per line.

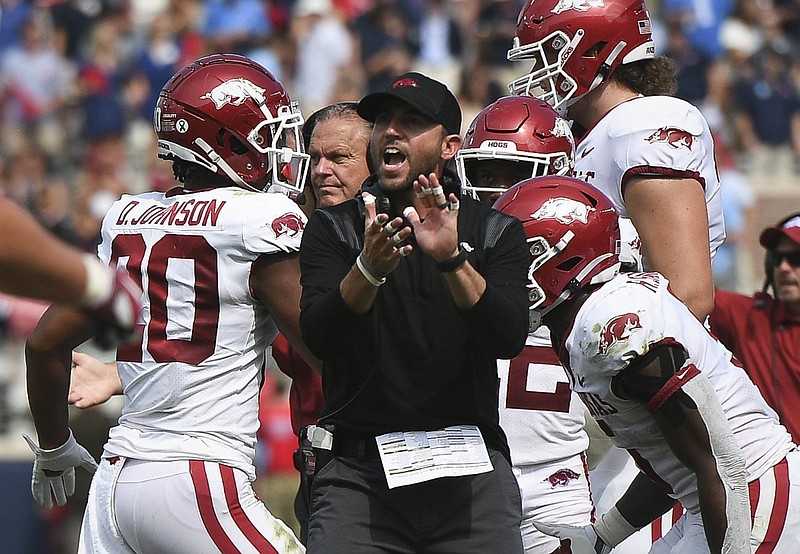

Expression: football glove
xmin=22 ymin=430 xmax=98 ymax=508
xmin=532 ymin=521 xmax=612 ymax=554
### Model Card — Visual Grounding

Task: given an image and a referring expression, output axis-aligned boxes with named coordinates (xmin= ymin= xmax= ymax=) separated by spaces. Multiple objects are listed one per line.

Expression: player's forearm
xmin=614 ymin=471 xmax=677 ymax=529
xmin=26 ymin=345 xmax=72 ymax=449
xmin=695 ymin=464 xmax=731 ymax=553
xmin=26 ymin=306 xmax=93 ymax=447
xmin=0 ymin=198 xmax=87 ymax=302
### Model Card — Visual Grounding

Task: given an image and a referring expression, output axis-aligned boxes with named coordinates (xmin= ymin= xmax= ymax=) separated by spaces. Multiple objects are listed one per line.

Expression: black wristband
xmin=435 ymin=246 xmax=468 ymax=272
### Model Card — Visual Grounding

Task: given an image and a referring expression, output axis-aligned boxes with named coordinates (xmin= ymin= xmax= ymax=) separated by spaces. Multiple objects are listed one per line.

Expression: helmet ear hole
xmin=557 ymin=256 xmax=581 ymax=271
xmin=228 ymin=135 xmax=248 ymax=155
xmin=583 ymin=42 xmax=607 ymax=59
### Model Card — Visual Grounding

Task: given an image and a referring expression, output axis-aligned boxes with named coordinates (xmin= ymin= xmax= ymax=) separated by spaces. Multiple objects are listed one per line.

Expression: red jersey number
xmin=506 ymin=345 xmax=572 ymax=412
xmin=111 ymin=233 xmax=219 ymax=365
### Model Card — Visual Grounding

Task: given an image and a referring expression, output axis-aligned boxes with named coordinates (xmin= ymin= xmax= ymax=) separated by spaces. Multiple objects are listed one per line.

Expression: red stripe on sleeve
xmin=646 ymin=363 xmax=701 ymax=413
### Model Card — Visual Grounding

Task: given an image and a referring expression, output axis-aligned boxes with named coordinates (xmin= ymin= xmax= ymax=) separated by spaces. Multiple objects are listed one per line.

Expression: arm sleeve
xmin=461 ymin=214 xmax=529 ymax=358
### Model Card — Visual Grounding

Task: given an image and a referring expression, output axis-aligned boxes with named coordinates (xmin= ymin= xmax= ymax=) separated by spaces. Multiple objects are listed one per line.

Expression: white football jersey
xmin=574 ymin=95 xmax=725 ymax=264
xmin=498 ymin=326 xmax=588 ymax=466
xmin=97 ymin=187 xmax=307 ymax=480
xmin=561 ymin=272 xmax=794 ymax=514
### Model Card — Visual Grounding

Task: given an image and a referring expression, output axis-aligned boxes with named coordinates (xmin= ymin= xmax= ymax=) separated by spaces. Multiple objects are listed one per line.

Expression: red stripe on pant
xmin=750 ymin=458 xmax=790 ymax=554
xmin=220 ymin=464 xmax=279 ymax=553
xmin=189 ymin=460 xmax=279 ymax=553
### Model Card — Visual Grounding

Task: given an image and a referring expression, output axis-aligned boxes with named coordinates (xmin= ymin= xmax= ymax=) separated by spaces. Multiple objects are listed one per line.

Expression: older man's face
xmin=309 ymin=118 xmax=371 ymax=208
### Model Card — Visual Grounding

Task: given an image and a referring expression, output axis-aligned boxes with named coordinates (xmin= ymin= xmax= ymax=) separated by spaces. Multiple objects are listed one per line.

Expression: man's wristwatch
xmin=435 ymin=246 xmax=468 ymax=273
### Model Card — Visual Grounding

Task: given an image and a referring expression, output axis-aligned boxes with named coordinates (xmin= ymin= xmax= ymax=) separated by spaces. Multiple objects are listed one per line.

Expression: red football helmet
xmin=507 ymin=0 xmax=655 ymax=114
xmin=154 ymin=53 xmax=309 ymax=195
xmin=493 ymin=176 xmax=620 ymax=317
xmin=457 ymin=96 xmax=575 ymax=200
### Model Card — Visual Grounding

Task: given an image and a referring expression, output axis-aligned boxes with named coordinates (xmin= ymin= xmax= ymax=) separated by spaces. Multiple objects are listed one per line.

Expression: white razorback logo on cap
xmin=532 ymin=197 xmax=594 ymax=224
xmin=201 ymin=79 xmax=264 ymax=109
xmin=552 ymin=0 xmax=604 ymax=14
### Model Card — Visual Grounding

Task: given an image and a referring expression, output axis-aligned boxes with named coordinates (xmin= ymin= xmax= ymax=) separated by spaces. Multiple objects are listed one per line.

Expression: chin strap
xmin=194 ymin=137 xmax=253 ymax=191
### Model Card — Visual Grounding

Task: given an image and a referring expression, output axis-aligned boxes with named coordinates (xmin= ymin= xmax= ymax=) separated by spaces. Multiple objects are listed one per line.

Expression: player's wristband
xmin=594 ymin=505 xmax=639 ymax=548
xmin=435 ymin=246 xmax=468 ymax=273
xmin=356 ymin=253 xmax=387 ymax=287
xmin=79 ymin=254 xmax=113 ymax=307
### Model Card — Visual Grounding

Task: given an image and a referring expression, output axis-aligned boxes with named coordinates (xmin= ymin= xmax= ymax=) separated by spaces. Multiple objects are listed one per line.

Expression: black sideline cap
xmin=357 ymin=72 xmax=461 ymax=135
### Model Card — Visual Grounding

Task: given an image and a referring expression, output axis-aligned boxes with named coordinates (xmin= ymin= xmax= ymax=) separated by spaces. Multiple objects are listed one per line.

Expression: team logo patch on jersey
xmin=552 ymin=0 xmax=604 ymax=14
xmin=598 ymin=313 xmax=642 ymax=355
xmin=546 ymin=468 xmax=581 ymax=487
xmin=646 ymin=127 xmax=694 ymax=150
xmin=201 ymin=78 xmax=265 ymax=109
xmin=271 ymin=213 xmax=305 ymax=238
xmin=532 ymin=197 xmax=594 ymax=224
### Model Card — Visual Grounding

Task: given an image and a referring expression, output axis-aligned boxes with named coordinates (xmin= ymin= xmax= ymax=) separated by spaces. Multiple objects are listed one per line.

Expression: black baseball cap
xmin=357 ymin=72 xmax=461 ymax=135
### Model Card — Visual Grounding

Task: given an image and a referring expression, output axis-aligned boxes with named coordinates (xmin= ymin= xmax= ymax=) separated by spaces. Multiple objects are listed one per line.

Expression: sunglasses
xmin=768 ymin=250 xmax=800 ymax=268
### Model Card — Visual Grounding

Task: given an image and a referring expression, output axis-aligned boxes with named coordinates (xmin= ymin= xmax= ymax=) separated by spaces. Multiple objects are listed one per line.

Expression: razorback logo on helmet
xmin=392 ymin=78 xmax=419 ymax=89
xmin=598 ymin=312 xmax=642 ymax=355
xmin=532 ymin=197 xmax=594 ymax=224
xmin=201 ymin=78 xmax=265 ymax=110
xmin=270 ymin=213 xmax=305 ymax=238
xmin=552 ymin=117 xmax=572 ymax=138
xmin=646 ymin=127 xmax=694 ymax=150
xmin=546 ymin=468 xmax=581 ymax=487
xmin=552 ymin=0 xmax=604 ymax=14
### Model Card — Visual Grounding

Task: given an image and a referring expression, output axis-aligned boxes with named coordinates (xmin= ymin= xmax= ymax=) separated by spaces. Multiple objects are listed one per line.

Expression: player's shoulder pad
xmin=574 ymin=273 xmax=667 ymax=370
xmin=607 ymin=96 xmax=706 ymax=139
xmin=240 ymin=191 xmax=307 ymax=253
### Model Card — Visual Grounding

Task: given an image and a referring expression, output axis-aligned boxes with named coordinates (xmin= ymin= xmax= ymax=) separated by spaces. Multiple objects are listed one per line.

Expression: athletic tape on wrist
xmin=593 ymin=506 xmax=638 ymax=548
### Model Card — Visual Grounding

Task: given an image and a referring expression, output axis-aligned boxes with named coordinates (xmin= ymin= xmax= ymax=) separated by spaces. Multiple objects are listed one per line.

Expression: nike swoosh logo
xmin=580 ymin=147 xmax=595 ymax=158
xmin=676 ymin=369 xmax=690 ymax=380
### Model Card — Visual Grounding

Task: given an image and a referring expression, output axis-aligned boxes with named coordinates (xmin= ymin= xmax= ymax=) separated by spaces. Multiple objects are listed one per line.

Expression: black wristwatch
xmin=435 ymin=246 xmax=468 ymax=273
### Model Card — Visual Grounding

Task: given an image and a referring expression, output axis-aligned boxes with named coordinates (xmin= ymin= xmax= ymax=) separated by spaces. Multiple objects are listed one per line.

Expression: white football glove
xmin=22 ymin=430 xmax=98 ymax=508
xmin=532 ymin=521 xmax=612 ymax=554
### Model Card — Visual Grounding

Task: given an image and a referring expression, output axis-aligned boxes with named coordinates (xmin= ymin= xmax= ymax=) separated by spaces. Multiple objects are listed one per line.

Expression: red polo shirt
xmin=710 ymin=289 xmax=800 ymax=443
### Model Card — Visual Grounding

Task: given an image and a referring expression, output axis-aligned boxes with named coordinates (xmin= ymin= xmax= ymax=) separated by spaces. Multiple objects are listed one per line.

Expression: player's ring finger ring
xmin=435 ymin=202 xmax=449 ymax=210
xmin=391 ymin=233 xmax=404 ymax=245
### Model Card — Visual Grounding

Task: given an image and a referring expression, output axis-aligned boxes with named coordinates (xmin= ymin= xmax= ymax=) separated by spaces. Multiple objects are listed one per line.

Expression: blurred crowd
xmin=0 ymin=0 xmax=799 ymax=266
xmin=2 ymin=0 xmax=800 ymax=545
